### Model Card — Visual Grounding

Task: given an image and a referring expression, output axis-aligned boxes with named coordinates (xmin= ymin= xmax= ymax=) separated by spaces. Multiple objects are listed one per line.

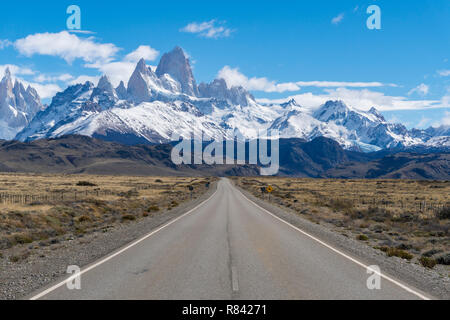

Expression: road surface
xmin=31 ymin=179 xmax=429 ymax=300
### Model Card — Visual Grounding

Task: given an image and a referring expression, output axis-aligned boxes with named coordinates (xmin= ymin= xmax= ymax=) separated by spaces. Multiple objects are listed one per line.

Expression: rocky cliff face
xmin=156 ymin=46 xmax=199 ymax=97
xmin=0 ymin=68 xmax=43 ymax=139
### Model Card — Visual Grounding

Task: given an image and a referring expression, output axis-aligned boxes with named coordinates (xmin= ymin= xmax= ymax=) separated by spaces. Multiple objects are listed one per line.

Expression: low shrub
xmin=436 ymin=206 xmax=450 ymax=220
xmin=76 ymin=181 xmax=97 ymax=187
xmin=148 ymin=205 xmax=160 ymax=212
xmin=121 ymin=214 xmax=136 ymax=222
xmin=9 ymin=255 xmax=20 ymax=263
xmin=419 ymin=256 xmax=437 ymax=269
xmin=76 ymin=215 xmax=92 ymax=223
xmin=386 ymin=248 xmax=413 ymax=260
xmin=436 ymin=253 xmax=450 ymax=265
xmin=12 ymin=233 xmax=33 ymax=245
xmin=356 ymin=234 xmax=369 ymax=241
xmin=328 ymin=199 xmax=354 ymax=212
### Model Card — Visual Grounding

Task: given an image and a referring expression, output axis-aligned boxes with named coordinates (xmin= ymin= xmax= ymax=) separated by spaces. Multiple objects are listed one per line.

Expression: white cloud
xmin=124 ymin=45 xmax=159 ymax=63
xmin=438 ymin=69 xmax=450 ymax=77
xmin=84 ymin=46 xmax=159 ymax=87
xmin=296 ymin=81 xmax=396 ymax=88
xmin=26 ymin=83 xmax=62 ymax=99
xmin=217 ymin=67 xmax=398 ymax=93
xmin=67 ymin=30 xmax=96 ymax=35
xmin=0 ymin=64 xmax=35 ymax=77
xmin=258 ymin=87 xmax=444 ymax=112
xmin=181 ymin=20 xmax=234 ymax=39
xmin=15 ymin=79 xmax=62 ymax=99
xmin=34 ymin=73 xmax=73 ymax=83
xmin=85 ymin=61 xmax=134 ymax=87
xmin=0 ymin=64 xmax=62 ymax=98
xmin=331 ymin=13 xmax=345 ymax=25
xmin=218 ymin=66 xmax=300 ymax=93
xmin=442 ymin=111 xmax=450 ymax=126
xmin=69 ymin=75 xmax=100 ymax=86
xmin=417 ymin=117 xmax=431 ymax=128
xmin=15 ymin=31 xmax=119 ymax=64
xmin=432 ymin=111 xmax=450 ymax=128
xmin=408 ymin=83 xmax=429 ymax=96
xmin=0 ymin=39 xmax=12 ymax=49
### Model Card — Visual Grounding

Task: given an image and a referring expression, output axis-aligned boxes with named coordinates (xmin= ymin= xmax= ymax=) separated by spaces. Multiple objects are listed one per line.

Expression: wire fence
xmin=0 ymin=189 xmax=116 ymax=205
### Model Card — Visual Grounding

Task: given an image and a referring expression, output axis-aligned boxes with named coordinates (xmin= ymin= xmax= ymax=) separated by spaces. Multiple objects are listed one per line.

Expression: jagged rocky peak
xmin=135 ymin=58 xmax=150 ymax=74
xmin=0 ymin=67 xmax=43 ymax=139
xmin=280 ymin=98 xmax=300 ymax=108
xmin=97 ymin=75 xmax=115 ymax=92
xmin=1 ymin=68 xmax=41 ymax=114
xmin=314 ymin=100 xmax=350 ymax=121
xmin=90 ymin=75 xmax=118 ymax=107
xmin=368 ymin=106 xmax=385 ymax=121
xmin=1 ymin=67 xmax=12 ymax=88
xmin=198 ymin=78 xmax=255 ymax=106
xmin=4 ymin=67 xmax=11 ymax=78
xmin=115 ymin=81 xmax=127 ymax=100
xmin=127 ymin=58 xmax=164 ymax=103
xmin=0 ymin=67 xmax=14 ymax=97
xmin=51 ymin=81 xmax=94 ymax=106
xmin=156 ymin=46 xmax=199 ymax=96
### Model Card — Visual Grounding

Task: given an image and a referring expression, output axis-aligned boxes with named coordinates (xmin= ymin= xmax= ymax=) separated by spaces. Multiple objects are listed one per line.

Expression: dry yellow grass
xmin=233 ymin=177 xmax=450 ymax=267
xmin=0 ymin=174 xmax=215 ymax=253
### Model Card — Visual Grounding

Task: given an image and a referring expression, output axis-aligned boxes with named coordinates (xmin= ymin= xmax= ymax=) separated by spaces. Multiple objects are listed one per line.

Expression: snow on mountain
xmin=11 ymin=46 xmax=450 ymax=151
xmin=0 ymin=68 xmax=43 ymax=139
xmin=198 ymin=78 xmax=255 ymax=107
xmin=308 ymin=100 xmax=423 ymax=151
xmin=15 ymin=81 xmax=95 ymax=141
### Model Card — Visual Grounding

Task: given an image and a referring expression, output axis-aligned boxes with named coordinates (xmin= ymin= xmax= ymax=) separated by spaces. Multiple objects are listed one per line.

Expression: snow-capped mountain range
xmin=2 ymin=46 xmax=449 ymax=152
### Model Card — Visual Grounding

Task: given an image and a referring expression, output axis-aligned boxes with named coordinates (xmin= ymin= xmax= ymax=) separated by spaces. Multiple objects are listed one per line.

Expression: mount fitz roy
xmin=2 ymin=46 xmax=448 ymax=152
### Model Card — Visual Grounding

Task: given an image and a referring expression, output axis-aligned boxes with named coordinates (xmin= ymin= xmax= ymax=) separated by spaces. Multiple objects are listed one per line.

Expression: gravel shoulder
xmin=0 ymin=182 xmax=217 ymax=300
xmin=233 ymin=181 xmax=450 ymax=300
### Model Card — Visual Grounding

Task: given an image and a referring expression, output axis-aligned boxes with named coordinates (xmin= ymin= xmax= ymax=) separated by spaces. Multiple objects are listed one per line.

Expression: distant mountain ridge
xmin=1 ymin=46 xmax=448 ymax=152
xmin=0 ymin=135 xmax=448 ymax=180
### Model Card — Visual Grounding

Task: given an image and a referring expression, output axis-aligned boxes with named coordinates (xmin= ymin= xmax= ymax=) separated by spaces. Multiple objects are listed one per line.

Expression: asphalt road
xmin=31 ymin=179 xmax=429 ymax=300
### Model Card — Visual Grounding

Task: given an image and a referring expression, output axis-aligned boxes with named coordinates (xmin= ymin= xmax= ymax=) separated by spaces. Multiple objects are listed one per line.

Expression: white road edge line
xmin=234 ymin=185 xmax=431 ymax=301
xmin=29 ymin=188 xmax=219 ymax=300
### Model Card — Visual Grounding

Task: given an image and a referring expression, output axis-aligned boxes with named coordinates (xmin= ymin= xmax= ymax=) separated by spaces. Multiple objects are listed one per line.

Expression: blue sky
xmin=0 ymin=0 xmax=449 ymax=128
